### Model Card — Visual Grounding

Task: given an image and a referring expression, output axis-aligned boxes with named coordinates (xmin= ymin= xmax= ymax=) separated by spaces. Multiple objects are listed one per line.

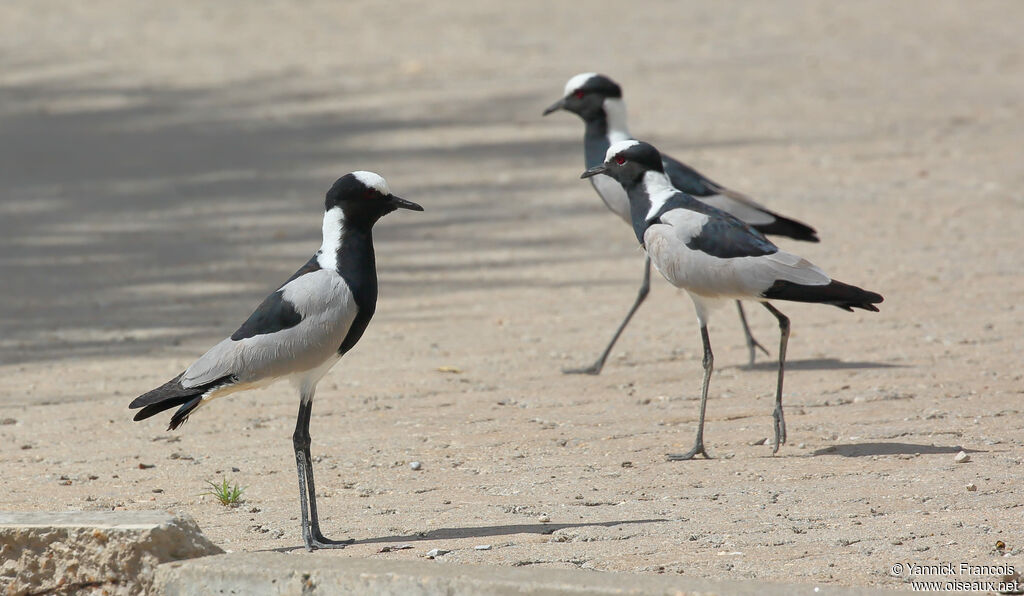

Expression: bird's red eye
xmin=615 ymin=155 xmax=626 ymax=165
xmin=364 ymin=190 xmax=376 ymax=199
xmin=573 ymin=90 xmax=584 ymax=100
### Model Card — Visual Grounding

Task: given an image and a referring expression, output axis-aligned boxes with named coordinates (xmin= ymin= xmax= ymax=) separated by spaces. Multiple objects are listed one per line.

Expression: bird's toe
xmin=667 ymin=444 xmax=710 ymax=461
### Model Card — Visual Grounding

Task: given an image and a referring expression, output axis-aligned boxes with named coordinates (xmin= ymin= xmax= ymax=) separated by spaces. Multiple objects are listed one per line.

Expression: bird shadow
xmin=264 ymin=518 xmax=667 ymax=553
xmin=738 ymin=358 xmax=905 ymax=372
xmin=811 ymin=442 xmax=981 ymax=457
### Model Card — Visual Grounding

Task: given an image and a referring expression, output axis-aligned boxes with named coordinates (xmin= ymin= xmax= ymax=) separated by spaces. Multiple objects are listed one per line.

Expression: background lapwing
xmin=544 ymin=72 xmax=819 ymax=374
xmin=129 ymin=172 xmax=423 ymax=550
xmin=583 ymin=140 xmax=881 ymax=459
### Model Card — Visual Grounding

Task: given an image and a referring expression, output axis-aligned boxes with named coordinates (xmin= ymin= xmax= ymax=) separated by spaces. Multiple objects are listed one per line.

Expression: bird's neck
xmin=602 ymin=98 xmax=631 ymax=143
xmin=317 ymin=207 xmax=376 ymax=277
xmin=625 ymin=170 xmax=682 ymax=245
xmin=583 ymin=98 xmax=632 ymax=168
xmin=316 ymin=207 xmax=380 ymax=356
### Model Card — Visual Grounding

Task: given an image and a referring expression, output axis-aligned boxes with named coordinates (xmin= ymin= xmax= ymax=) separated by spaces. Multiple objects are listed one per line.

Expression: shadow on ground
xmin=812 ymin=443 xmax=980 ymax=457
xmin=739 ymin=358 xmax=905 ymax=372
xmin=265 ymin=518 xmax=669 ymax=553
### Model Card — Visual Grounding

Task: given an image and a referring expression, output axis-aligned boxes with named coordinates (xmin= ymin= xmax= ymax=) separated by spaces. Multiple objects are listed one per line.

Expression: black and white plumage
xmin=129 ymin=171 xmax=423 ymax=549
xmin=544 ymin=73 xmax=819 ymax=373
xmin=582 ymin=140 xmax=881 ymax=458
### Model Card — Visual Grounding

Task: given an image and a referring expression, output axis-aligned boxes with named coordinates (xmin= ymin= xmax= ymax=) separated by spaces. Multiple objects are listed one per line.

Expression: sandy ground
xmin=1 ymin=1 xmax=1023 ymax=590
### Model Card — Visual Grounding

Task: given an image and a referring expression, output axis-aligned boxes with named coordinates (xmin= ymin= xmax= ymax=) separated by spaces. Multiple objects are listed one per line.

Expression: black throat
xmin=333 ymin=220 xmax=379 ymax=355
xmin=623 ymin=182 xmax=656 ymax=245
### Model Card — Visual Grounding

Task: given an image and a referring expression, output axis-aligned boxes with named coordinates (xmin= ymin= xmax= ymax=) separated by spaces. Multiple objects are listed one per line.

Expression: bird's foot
xmin=562 ymin=361 xmax=604 ymax=375
xmin=302 ymin=525 xmax=354 ymax=550
xmin=304 ymin=535 xmax=354 ymax=551
xmin=667 ymin=443 xmax=711 ymax=461
xmin=771 ymin=406 xmax=787 ymax=454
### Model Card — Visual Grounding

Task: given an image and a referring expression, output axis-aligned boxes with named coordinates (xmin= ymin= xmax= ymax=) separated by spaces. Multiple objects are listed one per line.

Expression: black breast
xmin=334 ymin=226 xmax=378 ymax=355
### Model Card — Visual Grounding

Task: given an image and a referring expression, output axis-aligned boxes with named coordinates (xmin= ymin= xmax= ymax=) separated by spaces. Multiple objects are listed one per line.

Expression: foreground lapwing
xmin=544 ymin=73 xmax=819 ymax=373
xmin=129 ymin=172 xmax=422 ymax=549
xmin=583 ymin=141 xmax=881 ymax=458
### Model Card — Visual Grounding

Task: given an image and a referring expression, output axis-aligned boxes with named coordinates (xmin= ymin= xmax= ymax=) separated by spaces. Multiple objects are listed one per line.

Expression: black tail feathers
xmin=752 ymin=214 xmax=820 ymax=243
xmin=761 ymin=279 xmax=882 ymax=312
xmin=129 ymin=373 xmax=235 ymax=430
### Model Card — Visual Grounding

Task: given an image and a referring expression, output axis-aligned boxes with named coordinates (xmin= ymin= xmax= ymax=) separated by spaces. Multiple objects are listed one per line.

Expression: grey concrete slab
xmin=1 ymin=510 xmax=222 ymax=595
xmin=155 ymin=552 xmax=897 ymax=596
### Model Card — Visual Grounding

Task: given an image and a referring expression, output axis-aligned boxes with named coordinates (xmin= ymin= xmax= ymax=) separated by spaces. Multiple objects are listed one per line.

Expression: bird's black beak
xmin=580 ymin=164 xmax=607 ymax=179
xmin=387 ymin=195 xmax=424 ymax=211
xmin=542 ymin=97 xmax=566 ymax=116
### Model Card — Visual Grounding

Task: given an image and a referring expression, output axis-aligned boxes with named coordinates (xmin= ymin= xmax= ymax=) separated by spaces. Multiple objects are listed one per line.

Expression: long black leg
xmin=292 ymin=399 xmax=313 ymax=549
xmin=292 ymin=398 xmax=316 ymax=549
xmin=292 ymin=391 xmax=351 ymax=550
xmin=761 ymin=303 xmax=790 ymax=454
xmin=735 ymin=301 xmax=769 ymax=367
xmin=667 ymin=325 xmax=712 ymax=461
xmin=564 ymin=256 xmax=651 ymax=375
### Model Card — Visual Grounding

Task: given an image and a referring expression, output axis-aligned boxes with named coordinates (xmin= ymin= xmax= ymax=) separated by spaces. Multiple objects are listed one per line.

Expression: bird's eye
xmin=614 ymin=155 xmax=626 ymax=165
xmin=364 ymin=190 xmax=376 ymax=200
xmin=573 ymin=90 xmax=585 ymax=100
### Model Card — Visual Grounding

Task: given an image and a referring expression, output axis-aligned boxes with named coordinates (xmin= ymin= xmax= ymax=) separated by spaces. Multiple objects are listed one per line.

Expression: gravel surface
xmin=1 ymin=1 xmax=1022 ymax=589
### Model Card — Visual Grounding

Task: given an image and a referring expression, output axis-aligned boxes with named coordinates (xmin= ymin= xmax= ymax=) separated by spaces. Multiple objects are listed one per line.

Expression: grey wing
xmin=646 ymin=209 xmax=828 ymax=298
xmin=661 ymin=153 xmax=723 ymax=197
xmin=663 ymin=153 xmax=818 ymax=240
xmin=181 ymin=269 xmax=357 ymax=388
xmin=672 ymin=201 xmax=779 ymax=259
xmin=698 ymin=188 xmax=778 ymax=227
xmin=662 ymin=153 xmax=776 ymax=226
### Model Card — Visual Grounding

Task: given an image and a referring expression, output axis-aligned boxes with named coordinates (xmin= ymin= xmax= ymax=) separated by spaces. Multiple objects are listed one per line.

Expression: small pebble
xmin=410 ymin=461 xmax=422 ymax=471
xmin=749 ymin=438 xmax=767 ymax=446
xmin=474 ymin=544 xmax=492 ymax=551
xmin=621 ymin=461 xmax=633 ymax=468
xmin=138 ymin=463 xmax=155 ymax=469
xmin=425 ymin=548 xmax=449 ymax=558
xmin=0 ymin=418 xmax=16 ymax=425
xmin=538 ymin=514 xmax=550 ymax=523
xmin=954 ymin=451 xmax=971 ymax=464
xmin=966 ymin=483 xmax=977 ymax=492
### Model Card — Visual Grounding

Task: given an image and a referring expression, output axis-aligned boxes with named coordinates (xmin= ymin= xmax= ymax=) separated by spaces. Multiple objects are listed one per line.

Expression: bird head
xmin=542 ymin=73 xmax=623 ymax=121
xmin=580 ymin=140 xmax=664 ymax=185
xmin=325 ymin=172 xmax=423 ymax=223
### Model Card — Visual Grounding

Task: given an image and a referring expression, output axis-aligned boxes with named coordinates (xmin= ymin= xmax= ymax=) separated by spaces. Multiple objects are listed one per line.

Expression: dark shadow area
xmin=0 ymin=70 xmax=595 ymax=366
xmin=353 ymin=518 xmax=669 ymax=544
xmin=263 ymin=518 xmax=669 ymax=553
xmin=737 ymin=358 xmax=905 ymax=372
xmin=812 ymin=443 xmax=981 ymax=457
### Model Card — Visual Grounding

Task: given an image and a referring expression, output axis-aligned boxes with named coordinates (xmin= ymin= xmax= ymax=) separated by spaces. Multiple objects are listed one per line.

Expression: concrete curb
xmin=0 ymin=511 xmax=222 ymax=595
xmin=155 ymin=552 xmax=898 ymax=596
